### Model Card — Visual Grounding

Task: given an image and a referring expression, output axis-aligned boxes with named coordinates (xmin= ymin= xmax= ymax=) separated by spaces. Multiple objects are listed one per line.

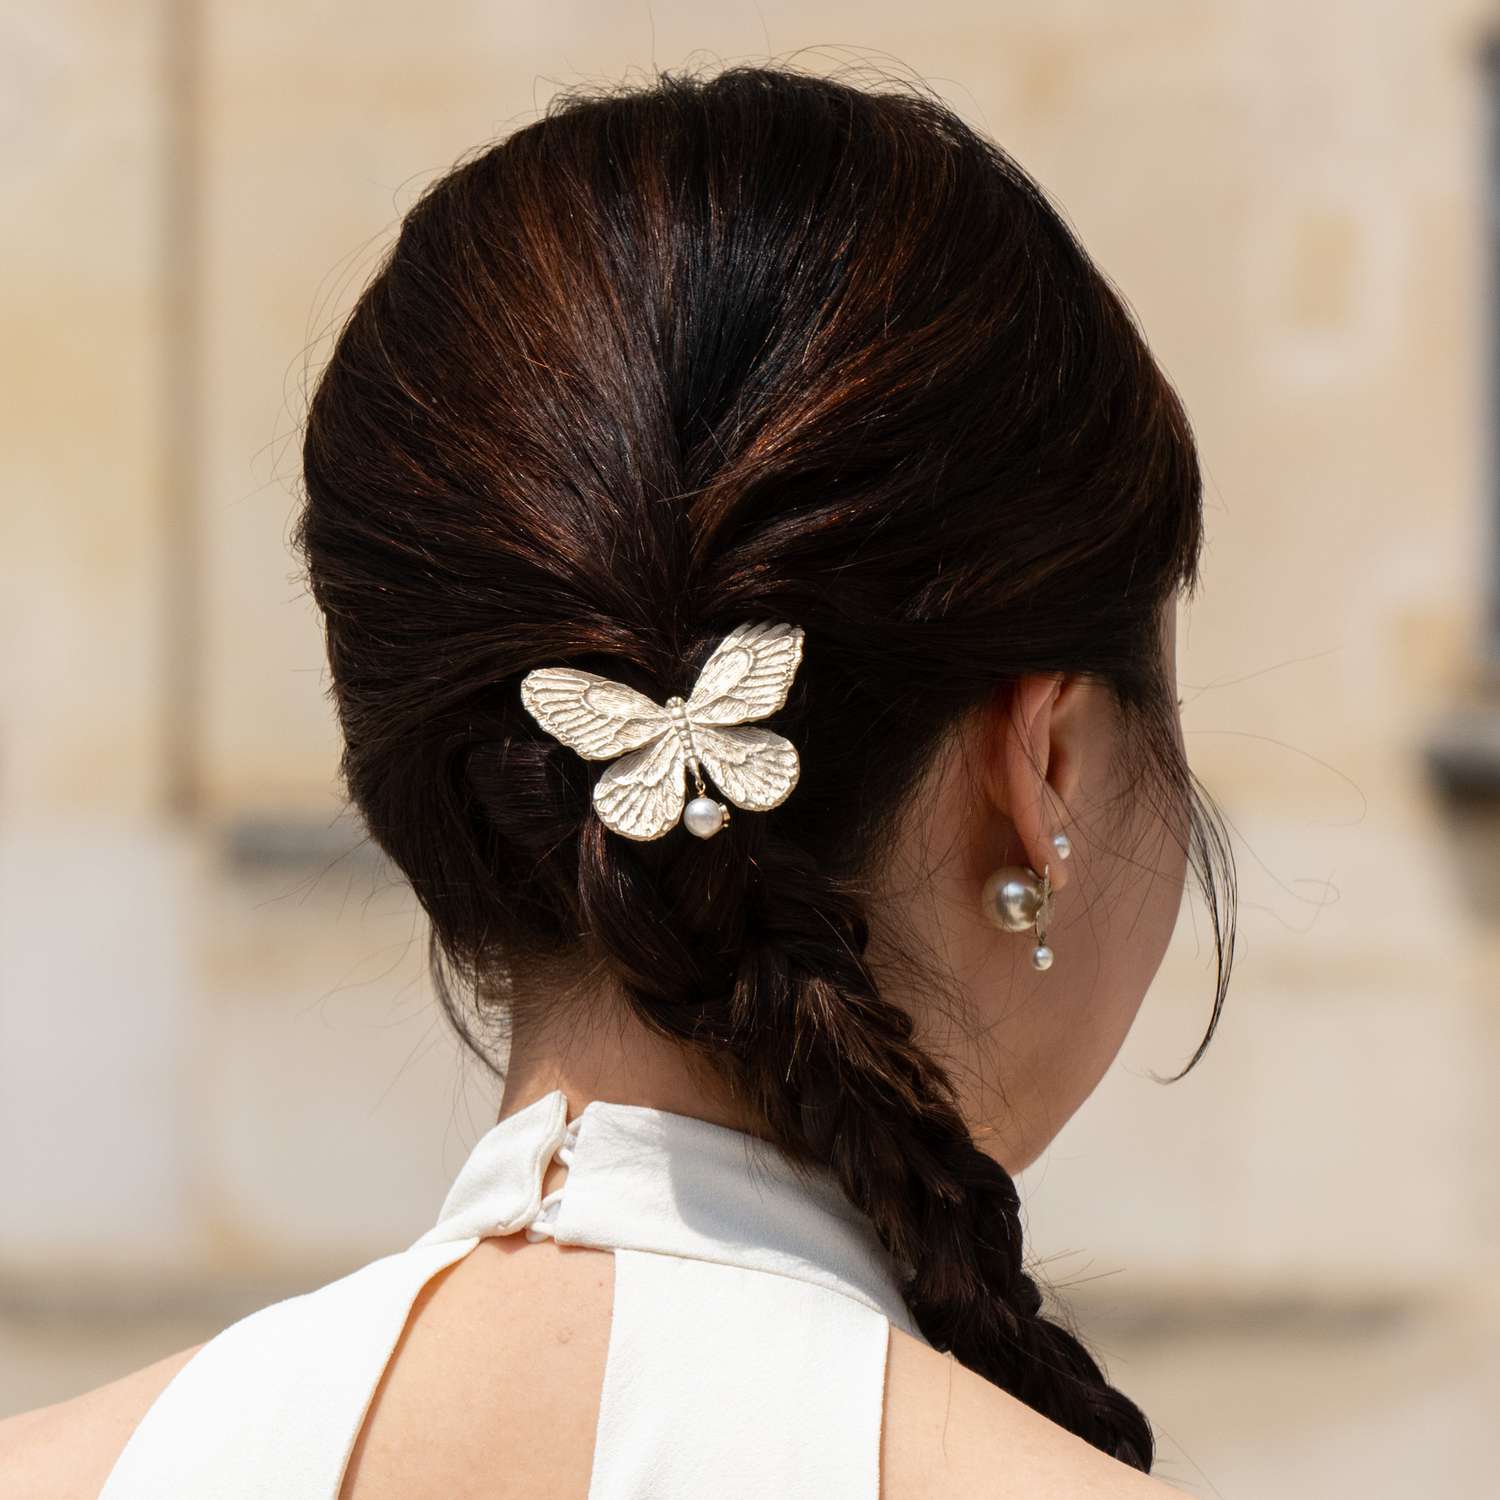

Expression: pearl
xmin=980 ymin=866 xmax=1043 ymax=932
xmin=1032 ymin=944 xmax=1054 ymax=971
xmin=683 ymin=796 xmax=728 ymax=839
xmin=1051 ymin=831 xmax=1072 ymax=861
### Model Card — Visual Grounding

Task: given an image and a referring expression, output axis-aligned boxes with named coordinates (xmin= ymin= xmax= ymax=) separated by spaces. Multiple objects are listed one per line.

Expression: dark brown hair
xmin=295 ymin=62 xmax=1236 ymax=1470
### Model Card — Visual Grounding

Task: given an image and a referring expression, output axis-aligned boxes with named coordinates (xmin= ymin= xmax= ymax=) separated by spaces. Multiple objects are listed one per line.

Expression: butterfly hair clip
xmin=519 ymin=621 xmax=805 ymax=841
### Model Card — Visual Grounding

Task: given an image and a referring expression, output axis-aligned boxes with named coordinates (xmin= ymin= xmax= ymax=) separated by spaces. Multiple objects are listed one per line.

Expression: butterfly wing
xmin=593 ymin=728 xmax=689 ymax=840
xmin=520 ymin=668 xmax=672 ymax=759
xmin=691 ymin=724 xmax=800 ymax=813
xmin=684 ymin=621 xmax=804 ymax=726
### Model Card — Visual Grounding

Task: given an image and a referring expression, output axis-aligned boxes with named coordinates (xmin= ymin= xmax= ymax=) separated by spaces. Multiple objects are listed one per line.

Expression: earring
xmin=980 ymin=860 xmax=1056 ymax=970
xmin=1051 ymin=830 xmax=1072 ymax=861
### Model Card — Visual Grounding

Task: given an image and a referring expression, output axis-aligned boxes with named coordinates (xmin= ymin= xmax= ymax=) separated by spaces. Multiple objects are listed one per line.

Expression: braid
xmin=578 ymin=819 xmax=1155 ymax=1471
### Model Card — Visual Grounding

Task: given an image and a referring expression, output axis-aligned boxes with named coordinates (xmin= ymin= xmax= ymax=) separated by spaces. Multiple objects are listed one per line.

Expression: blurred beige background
xmin=5 ymin=2 xmax=1500 ymax=1495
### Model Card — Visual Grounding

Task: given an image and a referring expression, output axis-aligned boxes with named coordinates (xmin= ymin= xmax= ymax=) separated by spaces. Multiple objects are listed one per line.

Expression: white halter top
xmin=97 ymin=1088 xmax=929 ymax=1498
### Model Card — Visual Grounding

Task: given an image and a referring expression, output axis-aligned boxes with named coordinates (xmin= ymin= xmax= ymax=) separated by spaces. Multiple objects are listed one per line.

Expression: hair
xmin=294 ymin=61 xmax=1237 ymax=1471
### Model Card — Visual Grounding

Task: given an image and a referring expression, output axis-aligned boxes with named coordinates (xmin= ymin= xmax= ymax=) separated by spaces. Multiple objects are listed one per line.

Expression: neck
xmin=497 ymin=987 xmax=768 ymax=1143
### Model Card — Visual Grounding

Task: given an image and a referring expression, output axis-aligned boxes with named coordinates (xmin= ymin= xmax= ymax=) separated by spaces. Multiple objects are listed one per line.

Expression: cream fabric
xmin=97 ymin=1089 xmax=926 ymax=1498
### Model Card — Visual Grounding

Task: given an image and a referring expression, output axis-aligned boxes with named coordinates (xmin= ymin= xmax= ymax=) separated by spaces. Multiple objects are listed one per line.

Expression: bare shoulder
xmin=882 ymin=1327 xmax=1182 ymax=1500
xmin=0 ymin=1344 xmax=202 ymax=1500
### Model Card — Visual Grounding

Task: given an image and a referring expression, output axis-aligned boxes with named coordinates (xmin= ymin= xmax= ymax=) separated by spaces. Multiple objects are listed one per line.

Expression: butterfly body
xmin=519 ymin=621 xmax=805 ymax=841
xmin=662 ymin=696 xmax=705 ymax=775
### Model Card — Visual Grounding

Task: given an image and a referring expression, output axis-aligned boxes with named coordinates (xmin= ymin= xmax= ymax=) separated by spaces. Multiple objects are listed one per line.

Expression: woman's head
xmin=296 ymin=62 xmax=1235 ymax=1471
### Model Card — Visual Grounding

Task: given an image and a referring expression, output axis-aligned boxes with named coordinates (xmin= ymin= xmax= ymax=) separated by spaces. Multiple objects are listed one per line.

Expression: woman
xmin=4 ymin=62 xmax=1234 ymax=1499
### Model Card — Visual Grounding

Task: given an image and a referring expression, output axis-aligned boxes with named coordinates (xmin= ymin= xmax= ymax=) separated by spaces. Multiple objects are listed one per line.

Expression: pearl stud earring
xmin=1051 ymin=830 xmax=1072 ymax=861
xmin=980 ymin=861 xmax=1056 ymax=971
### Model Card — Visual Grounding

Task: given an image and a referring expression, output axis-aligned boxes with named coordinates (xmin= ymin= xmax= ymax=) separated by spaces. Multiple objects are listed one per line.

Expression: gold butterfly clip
xmin=519 ymin=620 xmax=805 ymax=841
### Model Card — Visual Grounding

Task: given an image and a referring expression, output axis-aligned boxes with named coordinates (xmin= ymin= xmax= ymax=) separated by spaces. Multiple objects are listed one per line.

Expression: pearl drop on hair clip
xmin=683 ymin=796 xmax=730 ymax=839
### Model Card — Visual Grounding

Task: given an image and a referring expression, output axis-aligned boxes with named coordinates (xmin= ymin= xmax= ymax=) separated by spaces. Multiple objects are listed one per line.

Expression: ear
xmin=978 ymin=673 xmax=1087 ymax=892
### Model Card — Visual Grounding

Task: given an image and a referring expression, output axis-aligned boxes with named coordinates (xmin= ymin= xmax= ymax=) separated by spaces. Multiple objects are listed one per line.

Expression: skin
xmin=882 ymin=593 xmax=1190 ymax=1173
xmin=0 ymin=597 xmax=1190 ymax=1499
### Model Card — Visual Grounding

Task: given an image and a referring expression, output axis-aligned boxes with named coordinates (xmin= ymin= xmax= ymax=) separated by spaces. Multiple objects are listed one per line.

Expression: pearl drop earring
xmin=980 ymin=860 xmax=1056 ymax=971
